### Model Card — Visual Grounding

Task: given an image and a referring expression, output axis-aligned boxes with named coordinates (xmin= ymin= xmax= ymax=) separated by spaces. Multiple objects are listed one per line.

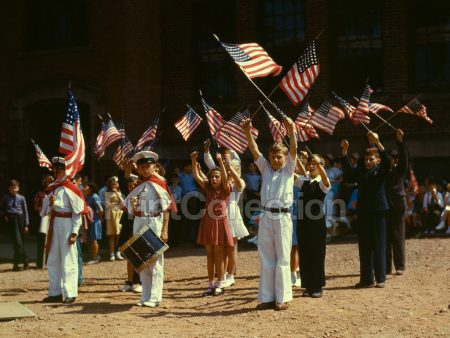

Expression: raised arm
xmin=313 ymin=156 xmax=331 ymax=188
xmin=340 ymin=139 xmax=358 ymax=182
xmin=227 ymin=161 xmax=244 ymax=192
xmin=191 ymin=151 xmax=206 ymax=190
xmin=203 ymin=140 xmax=216 ymax=170
xmin=216 ymin=153 xmax=229 ymax=191
xmin=283 ymin=117 xmax=297 ymax=159
xmin=242 ymin=118 xmax=262 ymax=161
xmin=369 ymin=132 xmax=390 ymax=175
xmin=395 ymin=129 xmax=408 ymax=176
xmin=296 ymin=157 xmax=307 ymax=177
xmin=197 ymin=163 xmax=208 ymax=182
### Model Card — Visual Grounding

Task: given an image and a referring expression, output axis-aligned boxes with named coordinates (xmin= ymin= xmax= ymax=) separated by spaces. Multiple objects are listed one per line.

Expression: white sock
xmin=208 ymin=280 xmax=215 ymax=288
xmin=217 ymin=280 xmax=223 ymax=288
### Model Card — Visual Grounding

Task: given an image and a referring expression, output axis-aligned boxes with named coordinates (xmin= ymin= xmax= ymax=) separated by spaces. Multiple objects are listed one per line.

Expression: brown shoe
xmin=256 ymin=301 xmax=275 ymax=310
xmin=274 ymin=302 xmax=288 ymax=311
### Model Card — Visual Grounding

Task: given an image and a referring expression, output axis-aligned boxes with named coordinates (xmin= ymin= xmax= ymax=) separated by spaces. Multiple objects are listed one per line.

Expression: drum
xmin=119 ymin=226 xmax=169 ymax=272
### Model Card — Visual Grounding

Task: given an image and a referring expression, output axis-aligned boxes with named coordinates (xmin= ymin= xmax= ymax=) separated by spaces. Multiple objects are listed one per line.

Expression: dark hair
xmin=73 ymin=173 xmax=82 ymax=181
xmin=207 ymin=168 xmax=221 ymax=180
xmin=85 ymin=182 xmax=98 ymax=193
xmin=171 ymin=173 xmax=179 ymax=180
xmin=365 ymin=147 xmax=380 ymax=158
xmin=9 ymin=179 xmax=20 ymax=187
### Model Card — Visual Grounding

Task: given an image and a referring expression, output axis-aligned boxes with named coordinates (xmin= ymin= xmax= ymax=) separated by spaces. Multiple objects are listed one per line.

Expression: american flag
xmin=295 ymin=101 xmax=314 ymax=128
xmin=297 ymin=123 xmax=320 ymax=142
xmin=221 ymin=109 xmax=259 ymax=153
xmin=310 ymin=100 xmax=345 ymax=135
xmin=63 ymin=90 xmax=85 ymax=178
xmin=221 ymin=41 xmax=282 ymax=79
xmin=369 ymin=102 xmax=393 ymax=114
xmin=31 ymin=141 xmax=52 ymax=170
xmin=93 ymin=119 xmax=122 ymax=158
xmin=174 ymin=107 xmax=203 ymax=141
xmin=261 ymin=104 xmax=286 ymax=143
xmin=397 ymin=98 xmax=432 ymax=124
xmin=112 ymin=135 xmax=134 ymax=169
xmin=332 ymin=92 xmax=356 ymax=119
xmin=136 ymin=115 xmax=159 ymax=150
xmin=279 ymin=40 xmax=320 ymax=106
xmin=353 ymin=85 xmax=372 ymax=125
xmin=201 ymin=97 xmax=248 ymax=153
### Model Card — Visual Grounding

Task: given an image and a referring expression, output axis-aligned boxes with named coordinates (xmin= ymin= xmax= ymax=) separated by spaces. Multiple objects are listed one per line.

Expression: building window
xmin=193 ymin=1 xmax=236 ymax=102
xmin=331 ymin=0 xmax=382 ymax=95
xmin=411 ymin=0 xmax=450 ymax=90
xmin=260 ymin=0 xmax=305 ymax=66
xmin=24 ymin=0 xmax=88 ymax=52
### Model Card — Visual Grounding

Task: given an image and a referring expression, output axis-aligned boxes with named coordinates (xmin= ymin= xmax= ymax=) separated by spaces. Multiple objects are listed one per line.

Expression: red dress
xmin=197 ymin=183 xmax=234 ymax=247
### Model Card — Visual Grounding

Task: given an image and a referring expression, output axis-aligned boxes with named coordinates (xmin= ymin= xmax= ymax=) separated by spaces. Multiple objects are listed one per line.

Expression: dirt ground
xmin=0 ymin=237 xmax=449 ymax=338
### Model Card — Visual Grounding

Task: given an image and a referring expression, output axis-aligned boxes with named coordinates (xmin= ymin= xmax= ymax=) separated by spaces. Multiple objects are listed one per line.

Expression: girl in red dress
xmin=191 ymin=151 xmax=233 ymax=296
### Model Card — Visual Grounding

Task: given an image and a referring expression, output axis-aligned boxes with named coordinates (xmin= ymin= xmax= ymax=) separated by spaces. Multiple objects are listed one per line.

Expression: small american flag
xmin=201 ymin=96 xmax=248 ymax=153
xmin=32 ymin=141 xmax=52 ymax=170
xmin=332 ymin=92 xmax=356 ymax=119
xmin=297 ymin=123 xmax=320 ymax=142
xmin=398 ymin=98 xmax=432 ymax=124
xmin=261 ymin=104 xmax=286 ymax=143
xmin=94 ymin=119 xmax=122 ymax=158
xmin=295 ymin=101 xmax=314 ymax=128
xmin=279 ymin=40 xmax=320 ymax=106
xmin=221 ymin=109 xmax=259 ymax=153
xmin=136 ymin=115 xmax=159 ymax=150
xmin=221 ymin=41 xmax=282 ymax=79
xmin=63 ymin=90 xmax=85 ymax=178
xmin=369 ymin=102 xmax=393 ymax=114
xmin=112 ymin=135 xmax=134 ymax=170
xmin=409 ymin=168 xmax=419 ymax=195
xmin=310 ymin=100 xmax=345 ymax=135
xmin=174 ymin=107 xmax=203 ymax=141
xmin=353 ymin=85 xmax=372 ymax=125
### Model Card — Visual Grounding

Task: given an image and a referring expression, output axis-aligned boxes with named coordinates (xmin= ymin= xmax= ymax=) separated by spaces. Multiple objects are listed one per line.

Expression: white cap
xmin=51 ymin=156 xmax=66 ymax=167
xmin=133 ymin=151 xmax=159 ymax=165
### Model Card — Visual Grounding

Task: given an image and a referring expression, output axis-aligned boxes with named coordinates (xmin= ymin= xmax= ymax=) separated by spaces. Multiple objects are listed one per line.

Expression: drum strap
xmin=134 ymin=211 xmax=161 ymax=218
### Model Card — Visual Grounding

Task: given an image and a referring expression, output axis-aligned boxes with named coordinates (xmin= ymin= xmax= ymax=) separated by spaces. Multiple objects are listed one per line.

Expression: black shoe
xmin=23 ymin=262 xmax=29 ymax=270
xmin=202 ymin=288 xmax=214 ymax=297
xmin=43 ymin=295 xmax=63 ymax=303
xmin=12 ymin=265 xmax=21 ymax=271
xmin=256 ymin=301 xmax=275 ymax=310
xmin=63 ymin=297 xmax=76 ymax=304
xmin=354 ymin=281 xmax=374 ymax=289
xmin=302 ymin=290 xmax=312 ymax=297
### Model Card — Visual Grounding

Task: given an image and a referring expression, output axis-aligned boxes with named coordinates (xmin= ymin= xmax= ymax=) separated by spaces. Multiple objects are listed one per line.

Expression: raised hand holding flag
xmin=31 ymin=140 xmax=52 ymax=170
xmin=174 ymin=106 xmax=203 ymax=141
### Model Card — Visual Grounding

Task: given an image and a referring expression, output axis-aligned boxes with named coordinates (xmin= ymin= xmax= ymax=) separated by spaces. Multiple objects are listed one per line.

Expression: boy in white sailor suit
xmin=125 ymin=151 xmax=176 ymax=307
xmin=242 ymin=117 xmax=297 ymax=311
xmin=40 ymin=157 xmax=87 ymax=304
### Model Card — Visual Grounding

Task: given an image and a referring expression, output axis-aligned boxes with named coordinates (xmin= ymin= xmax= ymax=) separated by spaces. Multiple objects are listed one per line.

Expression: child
xmin=105 ymin=176 xmax=125 ymax=261
xmin=242 ymin=116 xmax=297 ymax=311
xmin=118 ymin=175 xmax=141 ymax=292
xmin=191 ymin=151 xmax=233 ymax=296
xmin=295 ymin=154 xmax=331 ymax=298
xmin=341 ymin=132 xmax=390 ymax=288
xmin=203 ymin=140 xmax=249 ymax=288
xmin=435 ymin=183 xmax=450 ymax=232
xmin=40 ymin=157 xmax=87 ymax=303
xmin=422 ymin=178 xmax=444 ymax=233
xmin=0 ymin=180 xmax=30 ymax=271
xmin=82 ymin=182 xmax=103 ymax=264
xmin=125 ymin=151 xmax=176 ymax=307
xmin=168 ymin=173 xmax=182 ymax=246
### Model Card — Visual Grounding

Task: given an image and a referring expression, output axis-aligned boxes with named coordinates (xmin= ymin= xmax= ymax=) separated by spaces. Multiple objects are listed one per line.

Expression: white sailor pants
xmin=258 ymin=211 xmax=293 ymax=304
xmin=133 ymin=216 xmax=164 ymax=303
xmin=47 ymin=217 xmax=78 ymax=298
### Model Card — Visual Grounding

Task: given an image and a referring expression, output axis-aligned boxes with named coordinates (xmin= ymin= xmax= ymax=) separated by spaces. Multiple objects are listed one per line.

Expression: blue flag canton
xmin=408 ymin=99 xmax=421 ymax=112
xmin=186 ymin=108 xmax=198 ymax=123
xmin=332 ymin=92 xmax=353 ymax=112
xmin=316 ymin=100 xmax=333 ymax=117
xmin=201 ymin=97 xmax=212 ymax=113
xmin=295 ymin=40 xmax=319 ymax=73
xmin=276 ymin=107 xmax=288 ymax=120
xmin=66 ymin=91 xmax=80 ymax=124
xmin=299 ymin=101 xmax=311 ymax=116
xmin=221 ymin=42 xmax=250 ymax=62
xmin=229 ymin=109 xmax=249 ymax=125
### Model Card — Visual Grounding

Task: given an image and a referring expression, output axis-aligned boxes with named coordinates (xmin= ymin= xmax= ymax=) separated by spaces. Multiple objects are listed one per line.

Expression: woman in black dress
xmin=295 ymin=154 xmax=331 ymax=298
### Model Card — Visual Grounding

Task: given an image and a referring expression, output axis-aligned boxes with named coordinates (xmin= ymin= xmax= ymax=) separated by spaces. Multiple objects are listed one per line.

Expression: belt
xmin=45 ymin=211 xmax=72 ymax=255
xmin=263 ymin=206 xmax=290 ymax=213
xmin=134 ymin=211 xmax=161 ymax=217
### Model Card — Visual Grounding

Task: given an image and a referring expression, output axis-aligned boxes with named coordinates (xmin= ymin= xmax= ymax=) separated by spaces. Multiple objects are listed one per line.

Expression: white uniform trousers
xmin=133 ymin=216 xmax=164 ymax=304
xmin=47 ymin=217 xmax=78 ymax=298
xmin=258 ymin=211 xmax=293 ymax=304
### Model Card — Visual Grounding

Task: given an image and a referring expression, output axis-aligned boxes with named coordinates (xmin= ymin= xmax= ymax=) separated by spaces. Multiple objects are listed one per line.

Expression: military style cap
xmin=51 ymin=156 xmax=66 ymax=168
xmin=133 ymin=151 xmax=159 ymax=165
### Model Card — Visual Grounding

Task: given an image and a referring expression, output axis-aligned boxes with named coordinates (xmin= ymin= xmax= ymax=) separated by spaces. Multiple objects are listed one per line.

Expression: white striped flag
xmin=93 ymin=119 xmax=122 ymax=159
xmin=63 ymin=90 xmax=85 ymax=179
xmin=397 ymin=98 xmax=432 ymax=124
xmin=201 ymin=96 xmax=248 ymax=153
xmin=279 ymin=40 xmax=320 ymax=106
xmin=295 ymin=101 xmax=314 ymax=128
xmin=221 ymin=109 xmax=259 ymax=153
xmin=220 ymin=41 xmax=282 ymax=79
xmin=332 ymin=92 xmax=356 ymax=119
xmin=31 ymin=141 xmax=52 ymax=170
xmin=310 ymin=100 xmax=345 ymax=135
xmin=261 ymin=104 xmax=287 ymax=143
xmin=369 ymin=102 xmax=393 ymax=114
xmin=136 ymin=115 xmax=159 ymax=150
xmin=174 ymin=107 xmax=203 ymax=141
xmin=297 ymin=123 xmax=320 ymax=142
xmin=113 ymin=135 xmax=134 ymax=170
xmin=353 ymin=85 xmax=372 ymax=125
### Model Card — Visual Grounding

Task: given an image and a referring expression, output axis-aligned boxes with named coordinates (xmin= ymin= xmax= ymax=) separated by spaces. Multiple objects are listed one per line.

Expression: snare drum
xmin=119 ymin=226 xmax=169 ymax=272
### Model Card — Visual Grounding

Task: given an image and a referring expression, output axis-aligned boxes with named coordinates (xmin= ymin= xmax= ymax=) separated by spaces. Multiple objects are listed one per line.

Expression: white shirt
xmin=423 ymin=191 xmax=444 ymax=209
xmin=294 ymin=174 xmax=330 ymax=193
xmin=255 ymin=153 xmax=296 ymax=208
xmin=325 ymin=166 xmax=342 ymax=184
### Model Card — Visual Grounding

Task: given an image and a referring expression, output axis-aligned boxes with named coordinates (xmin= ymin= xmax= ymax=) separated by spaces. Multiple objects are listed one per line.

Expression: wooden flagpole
xmin=259 ymin=100 xmax=290 ymax=148
xmin=373 ymin=94 xmax=421 ymax=131
xmin=352 ymin=96 xmax=396 ymax=131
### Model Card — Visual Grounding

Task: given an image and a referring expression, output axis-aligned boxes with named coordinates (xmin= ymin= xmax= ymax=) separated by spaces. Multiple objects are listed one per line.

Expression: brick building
xmin=0 ymin=0 xmax=449 ymax=196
